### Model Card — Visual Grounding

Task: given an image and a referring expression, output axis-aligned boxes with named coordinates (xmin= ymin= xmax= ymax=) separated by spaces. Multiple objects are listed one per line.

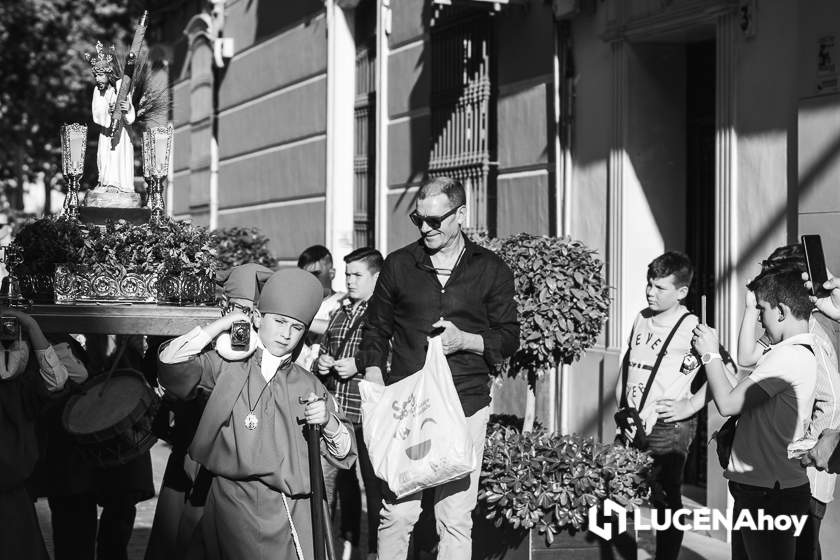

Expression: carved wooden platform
xmin=28 ymin=303 xmax=221 ymax=336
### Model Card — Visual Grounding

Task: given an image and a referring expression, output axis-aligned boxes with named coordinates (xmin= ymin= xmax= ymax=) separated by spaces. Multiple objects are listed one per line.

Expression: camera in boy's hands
xmin=229 ymin=320 xmax=250 ymax=351
xmin=0 ymin=315 xmax=20 ymax=342
xmin=614 ymin=406 xmax=648 ymax=450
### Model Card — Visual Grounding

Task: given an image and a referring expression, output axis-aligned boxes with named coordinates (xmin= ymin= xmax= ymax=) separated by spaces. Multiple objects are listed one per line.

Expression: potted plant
xmin=474 ymin=417 xmax=652 ymax=560
xmin=150 ymin=218 xmax=218 ymax=305
xmin=210 ymin=226 xmax=278 ymax=270
xmin=472 ymin=232 xmax=611 ymax=430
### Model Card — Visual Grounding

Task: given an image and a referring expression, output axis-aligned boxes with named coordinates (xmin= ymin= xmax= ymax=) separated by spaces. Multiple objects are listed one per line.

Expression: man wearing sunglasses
xmin=358 ymin=176 xmax=519 ymax=560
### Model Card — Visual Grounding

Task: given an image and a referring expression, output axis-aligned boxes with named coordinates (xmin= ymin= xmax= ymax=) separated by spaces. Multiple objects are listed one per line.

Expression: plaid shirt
xmin=313 ymin=298 xmax=368 ymax=424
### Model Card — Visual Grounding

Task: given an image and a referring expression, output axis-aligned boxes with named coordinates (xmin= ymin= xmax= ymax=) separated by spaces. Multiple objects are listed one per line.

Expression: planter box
xmin=156 ymin=274 xmax=215 ymax=306
xmin=472 ymin=512 xmax=638 ymax=560
xmin=19 ymin=272 xmax=55 ymax=303
xmin=54 ymin=264 xmax=159 ymax=304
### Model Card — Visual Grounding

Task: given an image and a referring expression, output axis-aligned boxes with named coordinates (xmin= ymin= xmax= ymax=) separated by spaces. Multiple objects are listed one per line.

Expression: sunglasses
xmin=409 ymin=205 xmax=462 ymax=230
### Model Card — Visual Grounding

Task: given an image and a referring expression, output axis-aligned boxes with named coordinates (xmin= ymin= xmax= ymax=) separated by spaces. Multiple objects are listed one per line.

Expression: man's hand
xmin=801 ymin=428 xmax=840 ymax=472
xmin=316 ymin=354 xmax=336 ymax=376
xmin=432 ymin=319 xmax=484 ymax=355
xmin=803 ymin=271 xmax=840 ymax=322
xmin=656 ymin=397 xmax=696 ymax=422
xmin=333 ymin=357 xmax=357 ymax=379
xmin=692 ymin=324 xmax=720 ymax=355
xmin=365 ymin=366 xmax=384 ymax=385
xmin=120 ymin=100 xmax=130 ymax=113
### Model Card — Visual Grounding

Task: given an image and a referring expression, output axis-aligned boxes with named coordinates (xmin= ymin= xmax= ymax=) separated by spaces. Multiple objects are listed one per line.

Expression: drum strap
xmin=282 ymin=493 xmax=304 ymax=560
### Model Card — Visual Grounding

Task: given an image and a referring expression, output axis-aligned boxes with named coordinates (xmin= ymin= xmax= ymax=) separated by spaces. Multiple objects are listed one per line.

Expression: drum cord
xmin=96 ymin=340 xmax=129 ymax=398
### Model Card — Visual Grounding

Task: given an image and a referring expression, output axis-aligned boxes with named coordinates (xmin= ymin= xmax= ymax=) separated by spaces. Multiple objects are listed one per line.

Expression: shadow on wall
xmin=247 ymin=0 xmax=324 ymax=42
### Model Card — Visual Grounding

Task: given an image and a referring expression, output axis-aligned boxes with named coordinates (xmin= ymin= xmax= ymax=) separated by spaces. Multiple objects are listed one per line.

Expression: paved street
xmin=34 ymin=441 xmax=731 ymax=560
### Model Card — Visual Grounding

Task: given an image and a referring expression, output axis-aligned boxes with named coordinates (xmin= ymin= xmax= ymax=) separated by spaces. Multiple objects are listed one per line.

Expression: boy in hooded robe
xmin=158 ymin=268 xmax=357 ymax=560
xmin=0 ymin=308 xmax=73 ymax=560
xmin=145 ymin=263 xmax=273 ymax=560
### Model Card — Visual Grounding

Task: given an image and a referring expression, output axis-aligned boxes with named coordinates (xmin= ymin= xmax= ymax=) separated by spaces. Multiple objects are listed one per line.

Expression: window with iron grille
xmin=353 ymin=1 xmax=377 ymax=249
xmin=429 ymin=7 xmax=495 ymax=233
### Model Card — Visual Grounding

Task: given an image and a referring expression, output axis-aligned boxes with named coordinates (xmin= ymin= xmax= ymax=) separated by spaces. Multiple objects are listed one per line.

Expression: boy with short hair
xmin=615 ymin=251 xmax=700 ymax=560
xmin=694 ymin=265 xmax=817 ymax=560
xmin=158 ymin=268 xmax=357 ymax=560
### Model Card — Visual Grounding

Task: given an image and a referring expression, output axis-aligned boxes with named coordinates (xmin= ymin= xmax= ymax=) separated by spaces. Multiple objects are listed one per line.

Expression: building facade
xmin=151 ymin=0 xmax=840 ymax=544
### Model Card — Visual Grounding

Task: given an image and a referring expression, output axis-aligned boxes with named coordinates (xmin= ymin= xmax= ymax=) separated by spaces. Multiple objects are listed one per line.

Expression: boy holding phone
xmin=695 ymin=263 xmax=817 ymax=560
xmin=614 ymin=251 xmax=701 ymax=560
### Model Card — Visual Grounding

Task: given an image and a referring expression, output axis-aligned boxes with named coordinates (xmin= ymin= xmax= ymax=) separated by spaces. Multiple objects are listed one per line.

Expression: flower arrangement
xmin=478 ymin=419 xmax=652 ymax=546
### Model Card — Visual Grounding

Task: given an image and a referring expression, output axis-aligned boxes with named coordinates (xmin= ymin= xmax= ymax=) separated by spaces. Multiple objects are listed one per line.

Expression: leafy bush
xmin=12 ymin=215 xmax=88 ymax=277
xmin=478 ymin=421 xmax=652 ymax=545
xmin=473 ymin=232 xmax=610 ymax=378
xmin=210 ymin=226 xmax=278 ymax=270
xmin=13 ymin=216 xmax=218 ymax=278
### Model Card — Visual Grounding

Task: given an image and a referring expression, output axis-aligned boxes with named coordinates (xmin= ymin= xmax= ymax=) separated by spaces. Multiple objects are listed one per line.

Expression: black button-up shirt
xmin=357 ymin=235 xmax=519 ymax=416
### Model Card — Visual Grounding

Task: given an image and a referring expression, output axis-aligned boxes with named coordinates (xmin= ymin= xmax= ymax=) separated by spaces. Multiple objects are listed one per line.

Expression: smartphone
xmin=802 ymin=234 xmax=830 ymax=298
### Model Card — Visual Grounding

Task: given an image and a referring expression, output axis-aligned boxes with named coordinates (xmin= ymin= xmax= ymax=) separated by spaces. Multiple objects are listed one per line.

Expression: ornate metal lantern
xmin=60 ymin=123 xmax=88 ymax=218
xmin=142 ymin=124 xmax=173 ymax=222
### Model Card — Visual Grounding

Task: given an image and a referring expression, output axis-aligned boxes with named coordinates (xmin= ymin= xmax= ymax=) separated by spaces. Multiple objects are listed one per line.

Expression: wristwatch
xmin=701 ymin=352 xmax=722 ymax=365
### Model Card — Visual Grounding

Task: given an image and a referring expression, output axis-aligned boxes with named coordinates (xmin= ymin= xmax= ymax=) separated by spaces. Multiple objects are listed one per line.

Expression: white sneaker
xmin=341 ymin=540 xmax=353 ymax=560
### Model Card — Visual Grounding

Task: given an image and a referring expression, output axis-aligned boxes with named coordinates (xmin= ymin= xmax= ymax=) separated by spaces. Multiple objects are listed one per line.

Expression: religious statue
xmin=86 ymin=41 xmax=136 ymax=199
xmin=82 ymin=12 xmax=155 ymax=212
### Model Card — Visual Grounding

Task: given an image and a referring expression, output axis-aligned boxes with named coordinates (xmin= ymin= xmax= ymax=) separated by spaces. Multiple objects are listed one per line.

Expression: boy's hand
xmin=333 ymin=357 xmax=357 ymax=379
xmin=745 ymin=289 xmax=757 ymax=309
xmin=803 ymin=271 xmax=840 ymax=322
xmin=656 ymin=397 xmax=695 ymax=422
xmin=801 ymin=428 xmax=840 ymax=471
xmin=316 ymin=355 xmax=336 ymax=376
xmin=692 ymin=324 xmax=719 ymax=355
xmin=302 ymin=392 xmax=328 ymax=426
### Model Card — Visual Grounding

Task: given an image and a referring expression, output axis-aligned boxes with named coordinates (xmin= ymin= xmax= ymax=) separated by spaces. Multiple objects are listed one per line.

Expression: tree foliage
xmin=472 ymin=232 xmax=612 ymax=381
xmin=0 ymin=0 xmax=139 ymax=209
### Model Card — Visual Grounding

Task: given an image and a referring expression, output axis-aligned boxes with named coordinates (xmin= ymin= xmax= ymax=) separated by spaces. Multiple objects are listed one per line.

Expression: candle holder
xmin=60 ymin=123 xmax=88 ymax=219
xmin=0 ymin=245 xmax=26 ymax=307
xmin=142 ymin=124 xmax=173 ymax=223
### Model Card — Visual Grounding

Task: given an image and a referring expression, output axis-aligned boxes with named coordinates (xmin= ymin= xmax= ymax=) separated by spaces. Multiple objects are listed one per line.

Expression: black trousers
xmin=48 ymin=493 xmax=138 ymax=560
xmin=795 ymin=497 xmax=827 ymax=560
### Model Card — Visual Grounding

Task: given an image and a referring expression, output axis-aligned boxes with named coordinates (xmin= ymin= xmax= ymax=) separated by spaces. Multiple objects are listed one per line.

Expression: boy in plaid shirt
xmin=314 ymin=247 xmax=383 ymax=560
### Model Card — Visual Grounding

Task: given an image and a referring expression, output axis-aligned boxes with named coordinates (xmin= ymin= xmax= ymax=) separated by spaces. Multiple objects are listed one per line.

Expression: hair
xmin=297 ymin=245 xmax=332 ymax=269
xmin=747 ymin=268 xmax=813 ymax=320
xmin=417 ymin=176 xmax=466 ymax=209
xmin=647 ymin=251 xmax=694 ymax=288
xmin=760 ymin=244 xmax=805 ymax=275
xmin=344 ymin=247 xmax=384 ymax=274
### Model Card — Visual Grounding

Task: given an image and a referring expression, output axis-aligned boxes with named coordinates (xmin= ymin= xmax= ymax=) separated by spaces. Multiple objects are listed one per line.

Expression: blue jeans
xmin=646 ymin=417 xmax=696 ymax=560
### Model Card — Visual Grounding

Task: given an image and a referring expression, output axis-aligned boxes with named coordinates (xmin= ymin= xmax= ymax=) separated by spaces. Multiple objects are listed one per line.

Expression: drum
xmin=63 ymin=368 xmax=161 ymax=469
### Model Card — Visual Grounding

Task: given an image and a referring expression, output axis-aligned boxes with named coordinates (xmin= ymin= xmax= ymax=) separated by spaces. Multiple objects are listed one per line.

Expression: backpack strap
xmin=619 ymin=324 xmax=635 ymax=409
xmin=637 ymin=312 xmax=693 ymax=412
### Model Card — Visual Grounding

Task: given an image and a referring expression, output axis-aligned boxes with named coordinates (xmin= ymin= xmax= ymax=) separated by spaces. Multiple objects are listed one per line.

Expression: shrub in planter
xmin=471 ymin=232 xmax=611 ymax=380
xmin=210 ymin=226 xmax=278 ymax=270
xmin=478 ymin=419 xmax=652 ymax=547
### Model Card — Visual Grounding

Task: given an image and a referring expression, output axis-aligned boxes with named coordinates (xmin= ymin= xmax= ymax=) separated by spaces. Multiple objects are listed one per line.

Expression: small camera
xmin=230 ymin=320 xmax=250 ymax=351
xmin=0 ymin=316 xmax=20 ymax=342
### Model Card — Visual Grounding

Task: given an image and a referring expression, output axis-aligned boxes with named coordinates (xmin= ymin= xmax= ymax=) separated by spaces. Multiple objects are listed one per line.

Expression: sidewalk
xmin=37 ymin=443 xmax=731 ymax=559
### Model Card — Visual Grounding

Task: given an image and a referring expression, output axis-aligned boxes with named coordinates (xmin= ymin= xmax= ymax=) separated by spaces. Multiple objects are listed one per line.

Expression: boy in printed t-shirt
xmin=614 ymin=251 xmax=701 ymax=560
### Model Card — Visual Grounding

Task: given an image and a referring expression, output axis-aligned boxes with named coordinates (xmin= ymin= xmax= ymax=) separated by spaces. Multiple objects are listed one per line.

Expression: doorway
xmin=683 ymin=39 xmax=716 ymax=487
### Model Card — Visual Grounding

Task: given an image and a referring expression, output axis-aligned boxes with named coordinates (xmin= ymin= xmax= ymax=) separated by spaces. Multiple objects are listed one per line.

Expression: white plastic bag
xmin=359 ymin=336 xmax=476 ymax=498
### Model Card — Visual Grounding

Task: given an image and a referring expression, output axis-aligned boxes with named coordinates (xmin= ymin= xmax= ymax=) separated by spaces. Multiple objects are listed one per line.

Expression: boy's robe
xmin=158 ymin=345 xmax=357 ymax=560
xmin=0 ymin=362 xmax=56 ymax=560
